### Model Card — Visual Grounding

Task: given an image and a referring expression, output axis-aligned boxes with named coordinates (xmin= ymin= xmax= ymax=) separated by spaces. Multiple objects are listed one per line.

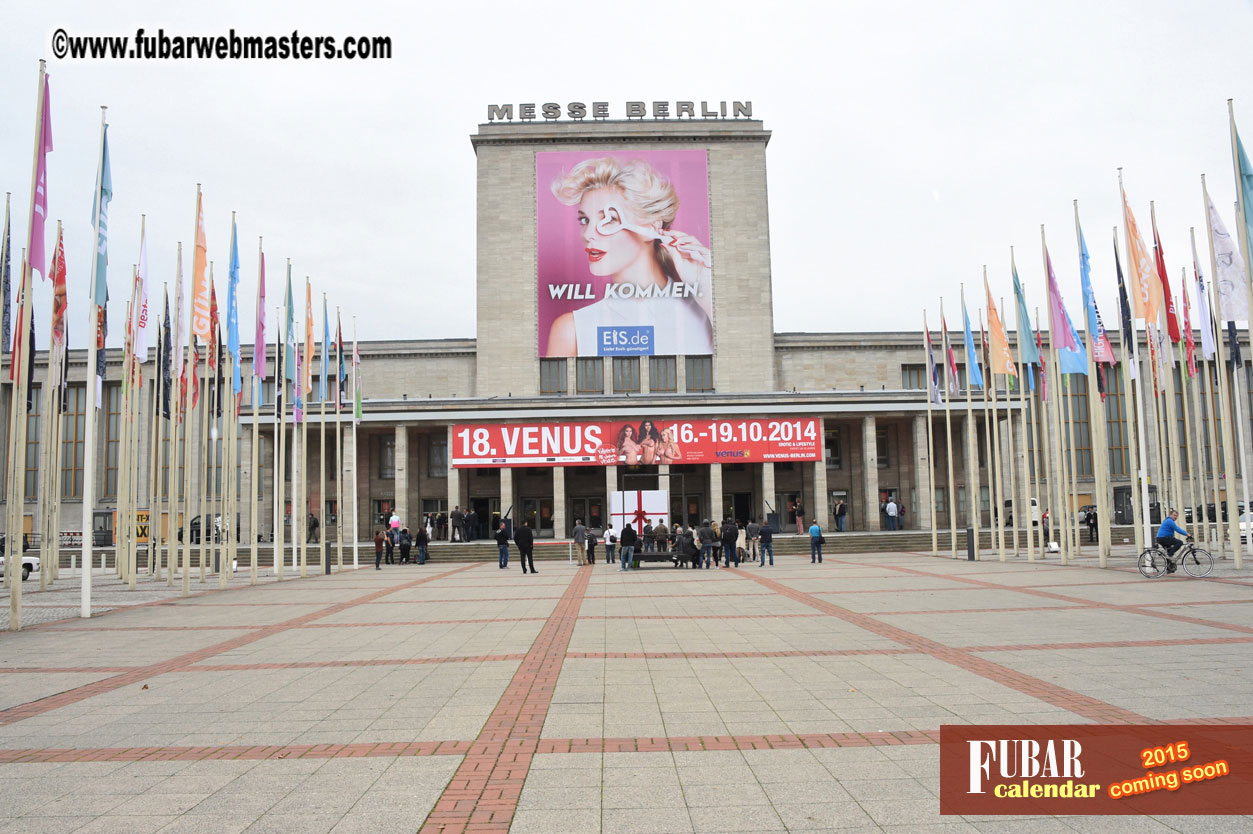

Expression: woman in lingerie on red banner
xmin=617 ymin=424 xmax=642 ymax=465
xmin=657 ymin=427 xmax=682 ymax=465
xmin=546 ymin=157 xmax=713 ymax=357
xmin=638 ymin=419 xmax=661 ymax=464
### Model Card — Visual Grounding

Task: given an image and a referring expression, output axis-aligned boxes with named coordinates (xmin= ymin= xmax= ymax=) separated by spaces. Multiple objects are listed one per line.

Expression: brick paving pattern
xmin=0 ymin=546 xmax=1250 ymax=832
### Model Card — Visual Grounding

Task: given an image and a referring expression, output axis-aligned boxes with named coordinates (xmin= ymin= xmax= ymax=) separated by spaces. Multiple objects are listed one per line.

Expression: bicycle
xmin=1137 ymin=538 xmax=1214 ymax=579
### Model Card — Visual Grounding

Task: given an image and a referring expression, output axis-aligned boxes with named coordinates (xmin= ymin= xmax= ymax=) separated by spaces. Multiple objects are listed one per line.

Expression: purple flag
xmin=1046 ymin=250 xmax=1080 ymax=353
xmin=29 ymin=74 xmax=53 ymax=281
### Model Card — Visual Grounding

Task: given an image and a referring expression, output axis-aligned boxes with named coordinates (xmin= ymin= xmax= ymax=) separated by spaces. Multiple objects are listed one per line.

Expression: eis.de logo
xmin=940 ymin=725 xmax=1253 ymax=816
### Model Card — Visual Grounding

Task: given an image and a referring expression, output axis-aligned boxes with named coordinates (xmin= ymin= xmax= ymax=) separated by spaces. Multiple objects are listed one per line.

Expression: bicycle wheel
xmin=1137 ymin=547 xmax=1167 ymax=579
xmin=1182 ymin=546 xmax=1214 ymax=578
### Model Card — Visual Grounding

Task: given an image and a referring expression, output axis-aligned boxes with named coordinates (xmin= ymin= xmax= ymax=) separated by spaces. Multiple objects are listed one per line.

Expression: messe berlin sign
xmin=451 ymin=418 xmax=820 ymax=468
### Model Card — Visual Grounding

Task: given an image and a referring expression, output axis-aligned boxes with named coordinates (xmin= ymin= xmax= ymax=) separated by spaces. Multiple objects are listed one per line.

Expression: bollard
xmin=324 ymin=541 xmax=332 ymax=575
xmin=966 ymin=527 xmax=975 ymax=561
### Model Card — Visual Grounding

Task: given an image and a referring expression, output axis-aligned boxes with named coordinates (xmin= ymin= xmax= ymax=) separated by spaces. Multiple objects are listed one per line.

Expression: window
xmin=901 ymin=365 xmax=926 ymax=389
xmin=612 ymin=358 xmax=640 ymax=393
xmin=24 ymin=385 xmax=40 ymax=499
xmin=1068 ymin=375 xmax=1092 ymax=477
xmin=649 ymin=356 xmax=677 ymax=393
xmin=104 ymin=384 xmax=121 ymax=499
xmin=980 ymin=485 xmax=991 ymax=512
xmin=61 ymin=385 xmax=86 ymax=499
xmin=685 ymin=356 xmax=713 ymax=392
xmin=540 ymin=359 xmax=567 ymax=396
xmin=377 ymin=435 xmax=395 ymax=479
xmin=259 ymin=380 xmax=276 ymax=407
xmin=576 ymin=358 xmax=604 ymax=394
xmin=1104 ymin=368 xmax=1129 ymax=476
xmin=825 ymin=428 xmax=842 ymax=468
xmin=428 ymin=437 xmax=447 ymax=478
xmin=876 ymin=426 xmax=889 ymax=468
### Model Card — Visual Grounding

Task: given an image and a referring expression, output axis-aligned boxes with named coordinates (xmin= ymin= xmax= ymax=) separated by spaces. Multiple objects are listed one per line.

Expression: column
xmin=812 ymin=418 xmax=829 ymax=531
xmin=553 ymin=465 xmax=567 ymax=538
xmin=240 ymin=429 xmax=254 ymax=544
xmin=708 ymin=463 xmax=723 ymax=521
xmin=913 ymin=415 xmax=931 ymax=532
xmin=760 ymin=462 xmax=775 ymax=528
xmin=605 ymin=465 xmax=618 ymax=531
xmin=862 ymin=415 xmax=880 ymax=531
xmin=394 ymin=426 xmax=408 ymax=525
xmin=500 ymin=466 xmax=516 ymax=529
xmin=342 ymin=427 xmax=356 ymax=542
xmin=445 ymin=426 xmax=461 ymax=535
xmin=657 ymin=463 xmax=670 ymax=497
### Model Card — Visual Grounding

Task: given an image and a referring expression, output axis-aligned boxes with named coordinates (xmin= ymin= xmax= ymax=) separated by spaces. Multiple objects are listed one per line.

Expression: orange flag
xmin=191 ymin=190 xmax=211 ymax=339
xmin=984 ymin=276 xmax=1016 ymax=377
xmin=1121 ymin=192 xmax=1162 ymax=324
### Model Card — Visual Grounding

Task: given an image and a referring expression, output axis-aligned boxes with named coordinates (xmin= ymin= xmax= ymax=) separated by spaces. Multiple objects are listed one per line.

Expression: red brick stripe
xmin=730 ymin=567 xmax=1150 ymax=724
xmin=0 ymin=564 xmax=482 ymax=727
xmin=418 ymin=566 xmax=592 ymax=834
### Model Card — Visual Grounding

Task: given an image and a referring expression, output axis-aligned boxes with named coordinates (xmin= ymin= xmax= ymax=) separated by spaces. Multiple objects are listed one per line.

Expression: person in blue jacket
xmin=1156 ymin=510 xmax=1188 ymax=560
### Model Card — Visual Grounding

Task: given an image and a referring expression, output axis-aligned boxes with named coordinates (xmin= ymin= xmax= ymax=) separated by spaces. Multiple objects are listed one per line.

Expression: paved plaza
xmin=0 ymin=546 xmax=1251 ymax=833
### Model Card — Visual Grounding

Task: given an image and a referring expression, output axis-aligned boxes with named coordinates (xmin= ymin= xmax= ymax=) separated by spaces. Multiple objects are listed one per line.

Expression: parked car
xmin=177 ymin=515 xmax=238 ymax=544
xmin=1239 ymin=512 xmax=1253 ymax=543
xmin=0 ymin=533 xmax=30 ymax=555
xmin=1002 ymin=498 xmax=1040 ymax=527
xmin=0 ymin=552 xmax=41 ymax=582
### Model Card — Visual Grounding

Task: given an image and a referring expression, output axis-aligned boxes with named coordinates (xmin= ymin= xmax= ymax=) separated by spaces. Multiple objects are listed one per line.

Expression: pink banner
xmin=536 ymin=149 xmax=712 ymax=358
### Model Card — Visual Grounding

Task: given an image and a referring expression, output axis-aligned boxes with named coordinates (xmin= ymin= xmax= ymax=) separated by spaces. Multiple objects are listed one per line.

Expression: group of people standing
xmin=373 ymin=521 xmax=430 ymax=569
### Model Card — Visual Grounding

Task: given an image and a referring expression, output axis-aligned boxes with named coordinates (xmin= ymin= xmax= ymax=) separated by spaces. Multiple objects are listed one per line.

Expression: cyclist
xmin=1156 ymin=509 xmax=1189 ymax=572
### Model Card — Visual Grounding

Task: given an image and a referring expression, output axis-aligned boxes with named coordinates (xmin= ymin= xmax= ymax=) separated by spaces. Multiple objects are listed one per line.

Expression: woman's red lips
xmin=586 ymin=248 xmax=606 ymax=262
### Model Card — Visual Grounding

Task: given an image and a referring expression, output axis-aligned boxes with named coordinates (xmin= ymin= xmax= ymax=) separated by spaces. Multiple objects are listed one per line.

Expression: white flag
xmin=1208 ymin=194 xmax=1249 ymax=323
xmin=1192 ymin=238 xmax=1217 ymax=361
xmin=135 ymin=228 xmax=152 ymax=362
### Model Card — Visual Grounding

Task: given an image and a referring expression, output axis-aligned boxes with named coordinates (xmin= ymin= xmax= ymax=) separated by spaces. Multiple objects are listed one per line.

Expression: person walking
xmin=809 ymin=519 xmax=824 ymax=563
xmin=414 ymin=525 xmax=429 ymax=565
xmin=389 ymin=511 xmax=401 ymax=543
xmin=619 ymin=523 xmax=637 ymax=571
xmin=604 ymin=524 xmax=617 ymax=567
xmin=759 ymin=523 xmax=774 ymax=567
xmin=515 ymin=521 xmax=537 ymax=574
xmin=572 ymin=519 xmax=588 ymax=566
xmin=720 ymin=518 xmax=740 ymax=568
xmin=399 ymin=528 xmax=413 ymax=564
xmin=384 ymin=529 xmax=396 ymax=564
xmin=885 ymin=498 xmax=899 ymax=531
xmin=308 ymin=512 xmax=321 ymax=544
xmin=495 ymin=522 xmax=510 ymax=569
xmin=746 ymin=517 xmax=761 ymax=562
xmin=698 ymin=519 xmax=715 ymax=569
xmin=373 ymin=530 xmax=385 ymax=570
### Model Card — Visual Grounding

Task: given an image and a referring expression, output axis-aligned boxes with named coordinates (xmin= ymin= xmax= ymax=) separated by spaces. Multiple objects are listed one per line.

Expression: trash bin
xmin=966 ymin=527 xmax=975 ymax=561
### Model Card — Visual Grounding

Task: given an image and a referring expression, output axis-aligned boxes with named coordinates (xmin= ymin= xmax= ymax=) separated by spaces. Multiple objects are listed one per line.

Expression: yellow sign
xmin=136 ymin=511 xmax=150 ymax=544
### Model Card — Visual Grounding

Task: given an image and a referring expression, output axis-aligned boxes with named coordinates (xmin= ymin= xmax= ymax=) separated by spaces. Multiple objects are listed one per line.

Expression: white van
xmin=1002 ymin=498 xmax=1040 ymax=526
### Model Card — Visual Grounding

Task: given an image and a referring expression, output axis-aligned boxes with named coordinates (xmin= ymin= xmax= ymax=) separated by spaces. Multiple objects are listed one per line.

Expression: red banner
xmin=451 ymin=417 xmax=820 ymax=468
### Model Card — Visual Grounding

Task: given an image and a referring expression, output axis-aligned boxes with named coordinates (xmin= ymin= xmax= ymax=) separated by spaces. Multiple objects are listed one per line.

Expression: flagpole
xmin=296 ymin=320 xmax=305 ymax=578
xmin=335 ymin=308 xmax=344 ymax=572
xmin=960 ymin=284 xmax=980 ymax=560
xmin=319 ymin=293 xmax=327 ymax=575
xmin=0 ymin=195 xmax=11 ymax=587
xmin=922 ymin=312 xmax=939 ymax=556
xmin=1119 ymin=172 xmax=1157 ymax=553
xmin=276 ymin=296 xmax=286 ymax=580
xmin=1010 ymin=249 xmax=1035 ymax=562
xmin=1039 ymin=228 xmax=1069 ymax=563
xmin=250 ymin=240 xmax=261 ymax=584
xmin=37 ymin=223 xmax=60 ymax=590
xmin=1191 ymin=227 xmax=1223 ymax=550
xmin=1000 ymin=295 xmax=1022 ymax=559
xmin=977 ymin=303 xmax=996 ymax=556
xmin=170 ymin=243 xmax=184 ymax=589
xmin=1200 ymin=328 xmax=1225 ymax=554
xmin=1201 ymin=175 xmax=1243 ymax=567
xmin=980 ymin=290 xmax=1006 ymax=562
xmin=1074 ymin=204 xmax=1111 ymax=566
xmin=148 ymin=288 xmax=164 ymax=578
xmin=1177 ymin=269 xmax=1201 ymax=550
xmin=1225 ymin=105 xmax=1253 ymax=563
xmin=352 ymin=316 xmax=360 ymax=570
xmin=119 ymin=286 xmax=134 ymax=586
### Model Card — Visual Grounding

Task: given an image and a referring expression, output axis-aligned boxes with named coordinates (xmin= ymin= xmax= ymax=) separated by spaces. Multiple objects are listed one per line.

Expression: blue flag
xmin=1237 ymin=128 xmax=1253 ymax=267
xmin=227 ymin=219 xmax=241 ymax=395
xmin=1012 ymin=263 xmax=1040 ymax=366
xmin=962 ymin=302 xmax=984 ymax=389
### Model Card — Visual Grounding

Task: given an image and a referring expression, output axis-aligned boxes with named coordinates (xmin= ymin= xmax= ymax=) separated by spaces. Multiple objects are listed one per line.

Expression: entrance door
xmin=671 ymin=494 xmax=702 ymax=529
xmin=570 ymin=497 xmax=604 ymax=532
xmin=523 ymin=498 xmax=554 ymax=538
xmin=879 ymin=487 xmax=898 ymax=529
xmin=831 ymin=490 xmax=851 ymax=531
xmin=470 ymin=498 xmax=494 ymax=540
xmin=722 ymin=493 xmax=751 ymax=524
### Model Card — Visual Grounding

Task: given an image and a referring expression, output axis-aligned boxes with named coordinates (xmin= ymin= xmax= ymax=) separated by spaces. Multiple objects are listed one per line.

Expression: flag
xmin=29 ymin=74 xmax=53 ymax=282
xmin=304 ymin=279 xmax=314 ymax=396
xmin=254 ymin=250 xmax=266 ymax=380
xmin=941 ymin=314 xmax=960 ymax=395
xmin=962 ymin=303 xmax=984 ymax=389
xmin=208 ymin=281 xmax=220 ymax=363
xmin=336 ymin=312 xmax=347 ymax=405
xmin=227 ymin=218 xmax=242 ymax=395
xmin=2 ymin=202 xmax=11 ymax=355
xmin=1193 ymin=238 xmax=1217 ymax=361
xmin=134 ymin=226 xmax=151 ymax=362
xmin=294 ymin=341 xmax=304 ymax=423
xmin=96 ymin=290 xmax=108 ymax=404
xmin=50 ymin=227 xmax=67 ymax=346
xmin=1113 ymin=233 xmax=1138 ymax=381
xmin=191 ymin=192 xmax=211 ymax=338
xmin=984 ymin=279 xmax=1017 ymax=378
xmin=1035 ymin=328 xmax=1048 ymax=401
xmin=283 ymin=273 xmax=295 ymax=381
xmin=1045 ymin=248 xmax=1088 ymax=375
xmin=1180 ymin=273 xmax=1197 ymax=378
xmin=1235 ymin=126 xmax=1253 ymax=261
xmin=925 ymin=328 xmax=943 ymax=405
xmin=1153 ymin=224 xmax=1181 ymax=344
xmin=320 ymin=295 xmax=329 ymax=403
xmin=162 ymin=290 xmax=172 ymax=418
xmin=1077 ymin=228 xmax=1115 ymax=364
xmin=1011 ymin=261 xmax=1040 ymax=366
xmin=352 ymin=336 xmax=363 ymax=425
xmin=1207 ymin=193 xmax=1249 ymax=323
xmin=1122 ymin=192 xmax=1163 ymax=323
xmin=91 ymin=125 xmax=111 ymax=306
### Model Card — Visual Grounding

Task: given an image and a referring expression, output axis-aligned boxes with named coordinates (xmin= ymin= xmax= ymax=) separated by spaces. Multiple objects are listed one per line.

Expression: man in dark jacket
xmin=515 ymin=521 xmax=536 ymax=574
xmin=697 ymin=520 xmax=716 ymax=569
xmin=619 ymin=524 xmax=638 ymax=571
xmin=745 ymin=517 xmax=761 ymax=562
xmin=720 ymin=518 xmax=740 ymax=568
xmin=399 ymin=528 xmax=413 ymax=564
xmin=759 ymin=523 xmax=774 ymax=567
xmin=414 ymin=525 xmax=429 ymax=565
xmin=449 ymin=507 xmax=464 ymax=542
xmin=495 ymin=522 xmax=510 ymax=569
xmin=641 ymin=521 xmax=654 ymax=553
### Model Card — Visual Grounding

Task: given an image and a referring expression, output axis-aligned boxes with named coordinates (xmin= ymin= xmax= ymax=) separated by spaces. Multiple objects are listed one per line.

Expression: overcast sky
xmin=3 ymin=0 xmax=1253 ymax=352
